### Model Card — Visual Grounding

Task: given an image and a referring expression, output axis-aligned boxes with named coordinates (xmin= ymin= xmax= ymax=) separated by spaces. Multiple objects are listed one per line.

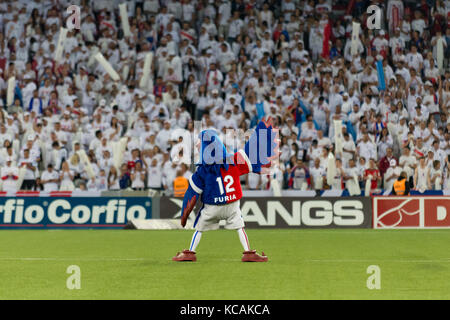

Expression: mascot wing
xmin=242 ymin=118 xmax=279 ymax=174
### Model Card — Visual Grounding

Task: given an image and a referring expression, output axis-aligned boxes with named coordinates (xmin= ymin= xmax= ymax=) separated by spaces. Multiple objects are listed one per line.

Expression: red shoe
xmin=172 ymin=250 xmax=197 ymax=262
xmin=241 ymin=250 xmax=268 ymax=262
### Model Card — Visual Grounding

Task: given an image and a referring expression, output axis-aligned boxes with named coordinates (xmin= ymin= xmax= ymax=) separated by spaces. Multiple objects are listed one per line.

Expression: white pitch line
xmin=1 ymin=257 xmax=450 ymax=263
xmin=303 ymin=259 xmax=450 ymax=263
xmin=0 ymin=257 xmax=148 ymax=262
xmin=254 ymin=230 xmax=450 ymax=235
xmin=208 ymin=258 xmax=450 ymax=263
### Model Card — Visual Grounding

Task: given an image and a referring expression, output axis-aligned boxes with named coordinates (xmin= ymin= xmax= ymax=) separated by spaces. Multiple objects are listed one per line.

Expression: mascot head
xmin=198 ymin=130 xmax=233 ymax=172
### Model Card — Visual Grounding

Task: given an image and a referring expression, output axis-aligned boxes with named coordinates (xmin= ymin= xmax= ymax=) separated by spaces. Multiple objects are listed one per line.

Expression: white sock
xmin=237 ymin=228 xmax=250 ymax=252
xmin=189 ymin=231 xmax=202 ymax=252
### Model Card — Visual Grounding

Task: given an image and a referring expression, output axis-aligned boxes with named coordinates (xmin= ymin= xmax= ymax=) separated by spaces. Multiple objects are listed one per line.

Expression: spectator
xmin=1 ymin=157 xmax=19 ymax=192
xmin=391 ymin=171 xmax=410 ymax=195
xmin=310 ymin=158 xmax=326 ymax=191
xmin=288 ymin=159 xmax=310 ymax=190
xmin=131 ymin=161 xmax=146 ymax=190
xmin=119 ymin=164 xmax=131 ymax=190
xmin=18 ymin=149 xmax=37 ymax=190
xmin=414 ymin=156 xmax=431 ymax=191
xmin=41 ymin=164 xmax=60 ymax=192
xmin=108 ymin=166 xmax=120 ymax=191
xmin=430 ymin=160 xmax=443 ymax=190
xmin=0 ymin=0 xmax=448 ymax=195
xmin=364 ymin=158 xmax=381 ymax=192
xmin=59 ymin=161 xmax=75 ymax=191
xmin=95 ymin=169 xmax=108 ymax=191
xmin=147 ymin=158 xmax=163 ymax=191
xmin=173 ymin=169 xmax=189 ymax=198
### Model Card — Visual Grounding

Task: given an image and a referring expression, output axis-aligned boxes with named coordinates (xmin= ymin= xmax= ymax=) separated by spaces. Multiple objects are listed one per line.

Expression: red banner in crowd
xmin=346 ymin=0 xmax=355 ymax=15
xmin=321 ymin=22 xmax=332 ymax=59
xmin=373 ymin=196 xmax=450 ymax=228
xmin=392 ymin=6 xmax=399 ymax=30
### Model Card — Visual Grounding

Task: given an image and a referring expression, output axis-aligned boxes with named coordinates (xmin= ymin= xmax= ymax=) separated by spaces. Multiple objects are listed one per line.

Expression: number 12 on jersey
xmin=216 ymin=175 xmax=235 ymax=195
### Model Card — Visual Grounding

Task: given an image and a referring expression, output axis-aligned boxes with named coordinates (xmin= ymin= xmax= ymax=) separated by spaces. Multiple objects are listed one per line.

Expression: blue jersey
xmin=189 ymin=150 xmax=252 ymax=205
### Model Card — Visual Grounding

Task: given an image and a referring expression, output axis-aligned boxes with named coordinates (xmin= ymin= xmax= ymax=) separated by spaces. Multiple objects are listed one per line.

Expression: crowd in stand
xmin=0 ymin=0 xmax=449 ymax=195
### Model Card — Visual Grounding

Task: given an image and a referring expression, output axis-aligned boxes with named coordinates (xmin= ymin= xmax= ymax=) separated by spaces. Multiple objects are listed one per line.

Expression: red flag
xmin=100 ymin=21 xmax=115 ymax=31
xmin=321 ymin=22 xmax=332 ymax=59
xmin=392 ymin=6 xmax=399 ymax=30
xmin=180 ymin=30 xmax=195 ymax=42
xmin=346 ymin=0 xmax=355 ymax=14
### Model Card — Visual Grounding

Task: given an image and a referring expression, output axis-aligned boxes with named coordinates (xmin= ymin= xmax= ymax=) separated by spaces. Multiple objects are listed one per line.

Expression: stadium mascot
xmin=172 ymin=119 xmax=278 ymax=262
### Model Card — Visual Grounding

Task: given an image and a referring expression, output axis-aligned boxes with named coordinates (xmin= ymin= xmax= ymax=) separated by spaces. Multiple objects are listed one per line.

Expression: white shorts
xmin=194 ymin=200 xmax=245 ymax=232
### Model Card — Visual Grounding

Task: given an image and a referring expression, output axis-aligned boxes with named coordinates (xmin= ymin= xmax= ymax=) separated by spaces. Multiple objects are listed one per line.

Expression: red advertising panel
xmin=373 ymin=196 xmax=450 ymax=229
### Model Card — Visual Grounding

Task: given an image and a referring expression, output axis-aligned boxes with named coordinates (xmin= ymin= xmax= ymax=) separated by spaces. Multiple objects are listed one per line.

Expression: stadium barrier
xmin=1 ymin=191 xmax=449 ymax=229
xmin=160 ymin=196 xmax=373 ymax=229
xmin=373 ymin=196 xmax=450 ymax=229
xmin=0 ymin=191 xmax=153 ymax=229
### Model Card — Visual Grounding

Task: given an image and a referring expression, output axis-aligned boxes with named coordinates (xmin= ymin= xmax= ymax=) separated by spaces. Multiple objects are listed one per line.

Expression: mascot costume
xmin=172 ymin=118 xmax=278 ymax=262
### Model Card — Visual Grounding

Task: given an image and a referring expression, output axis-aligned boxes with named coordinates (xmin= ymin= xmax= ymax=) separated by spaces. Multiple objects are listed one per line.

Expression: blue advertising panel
xmin=0 ymin=197 xmax=151 ymax=229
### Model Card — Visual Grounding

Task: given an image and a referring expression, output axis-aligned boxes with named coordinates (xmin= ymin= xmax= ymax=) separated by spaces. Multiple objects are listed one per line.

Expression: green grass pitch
xmin=0 ymin=229 xmax=449 ymax=299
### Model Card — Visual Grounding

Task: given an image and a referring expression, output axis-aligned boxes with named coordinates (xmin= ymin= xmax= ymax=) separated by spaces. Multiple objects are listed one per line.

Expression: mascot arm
xmin=180 ymin=185 xmax=199 ymax=228
xmin=180 ymin=174 xmax=203 ymax=228
xmin=242 ymin=118 xmax=278 ymax=174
